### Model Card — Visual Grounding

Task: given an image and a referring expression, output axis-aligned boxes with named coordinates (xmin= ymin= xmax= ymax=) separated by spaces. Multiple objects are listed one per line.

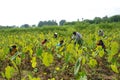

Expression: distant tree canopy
xmin=0 ymin=25 xmax=17 ymax=28
xmin=32 ymin=24 xmax=36 ymax=27
xmin=59 ymin=20 xmax=66 ymax=26
xmin=93 ymin=17 xmax=102 ymax=24
xmin=110 ymin=15 xmax=120 ymax=22
xmin=21 ymin=24 xmax=30 ymax=28
xmin=1 ymin=15 xmax=120 ymax=28
xmin=38 ymin=20 xmax=58 ymax=27
xmin=59 ymin=15 xmax=120 ymax=27
xmin=64 ymin=21 xmax=76 ymax=25
xmin=82 ymin=15 xmax=120 ymax=24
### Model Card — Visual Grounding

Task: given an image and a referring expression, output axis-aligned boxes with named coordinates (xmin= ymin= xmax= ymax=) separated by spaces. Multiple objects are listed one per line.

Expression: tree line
xmin=83 ymin=15 xmax=120 ymax=24
xmin=0 ymin=15 xmax=120 ymax=28
xmin=65 ymin=15 xmax=120 ymax=25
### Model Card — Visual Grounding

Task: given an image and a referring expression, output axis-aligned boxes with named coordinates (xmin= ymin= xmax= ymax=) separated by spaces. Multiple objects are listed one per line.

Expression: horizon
xmin=0 ymin=0 xmax=120 ymax=27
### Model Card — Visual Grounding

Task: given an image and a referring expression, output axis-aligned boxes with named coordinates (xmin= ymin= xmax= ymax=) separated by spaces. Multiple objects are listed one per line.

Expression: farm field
xmin=0 ymin=23 xmax=120 ymax=80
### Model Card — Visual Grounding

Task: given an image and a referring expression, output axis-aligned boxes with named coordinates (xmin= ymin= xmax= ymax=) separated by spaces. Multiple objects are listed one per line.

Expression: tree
xmin=32 ymin=24 xmax=36 ymax=27
xmin=93 ymin=17 xmax=102 ymax=24
xmin=59 ymin=20 xmax=66 ymax=26
xmin=38 ymin=20 xmax=58 ymax=27
xmin=38 ymin=21 xmax=44 ymax=27
xmin=109 ymin=15 xmax=120 ymax=22
xmin=21 ymin=24 xmax=30 ymax=28
xmin=83 ymin=19 xmax=94 ymax=24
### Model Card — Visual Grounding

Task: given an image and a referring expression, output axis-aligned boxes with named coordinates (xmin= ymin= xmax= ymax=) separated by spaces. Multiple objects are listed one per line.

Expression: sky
xmin=0 ymin=0 xmax=120 ymax=26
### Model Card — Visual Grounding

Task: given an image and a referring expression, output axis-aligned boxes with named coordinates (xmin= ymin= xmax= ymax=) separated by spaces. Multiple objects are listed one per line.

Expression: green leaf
xmin=32 ymin=78 xmax=40 ymax=80
xmin=108 ymin=56 xmax=113 ymax=62
xmin=11 ymin=60 xmax=19 ymax=71
xmin=33 ymin=68 xmax=38 ymax=73
xmin=99 ymin=49 xmax=104 ymax=57
xmin=92 ymin=52 xmax=97 ymax=57
xmin=80 ymin=76 xmax=87 ymax=80
xmin=28 ymin=74 xmax=40 ymax=80
xmin=1 ymin=72 xmax=5 ymax=78
xmin=16 ymin=57 xmax=21 ymax=65
xmin=31 ymin=57 xmax=37 ymax=68
xmin=74 ymin=58 xmax=81 ymax=75
xmin=21 ymin=53 xmax=25 ymax=59
xmin=36 ymin=48 xmax=42 ymax=56
xmin=56 ymin=53 xmax=62 ymax=58
xmin=110 ymin=42 xmax=119 ymax=56
xmin=10 ymin=52 xmax=22 ymax=61
xmin=78 ymin=71 xmax=87 ymax=80
xmin=5 ymin=66 xmax=15 ymax=80
xmin=65 ymin=53 xmax=71 ymax=63
xmin=28 ymin=75 xmax=32 ymax=80
xmin=42 ymin=52 xmax=53 ymax=67
xmin=111 ymin=64 xmax=119 ymax=73
xmin=10 ymin=54 xmax=17 ymax=61
xmin=88 ymin=58 xmax=97 ymax=68
xmin=82 ymin=57 xmax=86 ymax=65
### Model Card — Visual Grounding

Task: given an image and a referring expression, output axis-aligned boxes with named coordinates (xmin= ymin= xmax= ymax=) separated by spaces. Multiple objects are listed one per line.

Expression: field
xmin=0 ymin=23 xmax=120 ymax=80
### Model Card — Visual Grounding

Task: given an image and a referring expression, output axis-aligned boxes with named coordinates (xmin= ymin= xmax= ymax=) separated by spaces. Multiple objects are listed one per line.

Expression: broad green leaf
xmin=10 ymin=52 xmax=22 ymax=61
xmin=99 ymin=49 xmax=104 ymax=57
xmin=111 ymin=64 xmax=119 ymax=73
xmin=36 ymin=48 xmax=42 ymax=56
xmin=92 ymin=52 xmax=97 ymax=57
xmin=88 ymin=58 xmax=97 ymax=68
xmin=16 ymin=57 xmax=21 ymax=65
xmin=80 ymin=76 xmax=87 ymax=80
xmin=5 ymin=66 xmax=15 ymax=80
xmin=108 ymin=56 xmax=113 ymax=62
xmin=78 ymin=71 xmax=87 ymax=80
xmin=11 ymin=60 xmax=19 ymax=71
xmin=56 ymin=53 xmax=62 ymax=58
xmin=118 ymin=54 xmax=120 ymax=58
xmin=21 ymin=53 xmax=25 ymax=59
xmin=55 ymin=67 xmax=60 ymax=71
xmin=33 ymin=68 xmax=38 ymax=72
xmin=65 ymin=53 xmax=71 ymax=63
xmin=32 ymin=78 xmax=41 ymax=80
xmin=1 ymin=72 xmax=5 ymax=78
xmin=31 ymin=57 xmax=37 ymax=68
xmin=28 ymin=75 xmax=41 ymax=80
xmin=42 ymin=52 xmax=53 ymax=67
xmin=29 ymin=49 xmax=33 ymax=57
xmin=110 ymin=41 xmax=119 ymax=56
xmin=82 ymin=57 xmax=86 ymax=65
xmin=74 ymin=58 xmax=81 ymax=75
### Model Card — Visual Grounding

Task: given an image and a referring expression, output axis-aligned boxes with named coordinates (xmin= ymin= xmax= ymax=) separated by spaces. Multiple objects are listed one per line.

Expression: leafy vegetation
xmin=0 ymin=22 xmax=120 ymax=80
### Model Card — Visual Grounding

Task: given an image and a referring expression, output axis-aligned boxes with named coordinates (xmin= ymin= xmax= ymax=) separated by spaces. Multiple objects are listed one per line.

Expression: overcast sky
xmin=0 ymin=0 xmax=120 ymax=26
